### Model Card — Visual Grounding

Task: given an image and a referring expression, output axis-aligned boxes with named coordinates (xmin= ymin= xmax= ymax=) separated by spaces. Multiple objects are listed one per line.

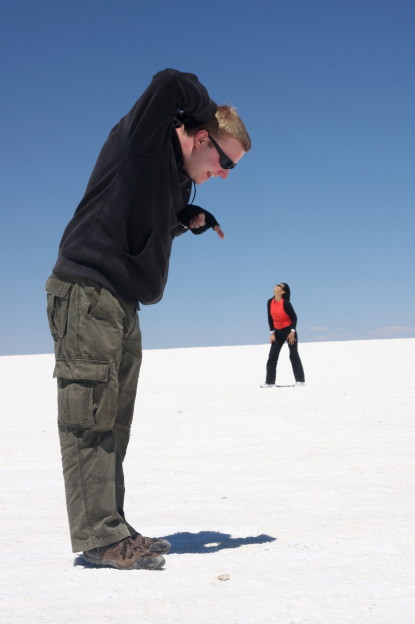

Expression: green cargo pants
xmin=45 ymin=273 xmax=142 ymax=553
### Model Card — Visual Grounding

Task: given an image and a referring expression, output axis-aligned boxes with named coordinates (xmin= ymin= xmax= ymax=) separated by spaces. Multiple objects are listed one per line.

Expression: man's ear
xmin=193 ymin=129 xmax=209 ymax=148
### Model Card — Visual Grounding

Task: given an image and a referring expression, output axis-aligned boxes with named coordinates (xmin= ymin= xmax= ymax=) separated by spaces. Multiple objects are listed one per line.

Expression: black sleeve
xmin=283 ymin=300 xmax=297 ymax=329
xmin=171 ymin=223 xmax=190 ymax=238
xmin=127 ymin=69 xmax=217 ymax=155
xmin=267 ymin=299 xmax=274 ymax=332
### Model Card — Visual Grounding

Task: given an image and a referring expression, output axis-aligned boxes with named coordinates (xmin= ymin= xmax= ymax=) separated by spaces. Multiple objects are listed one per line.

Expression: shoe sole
xmin=83 ymin=552 xmax=165 ymax=570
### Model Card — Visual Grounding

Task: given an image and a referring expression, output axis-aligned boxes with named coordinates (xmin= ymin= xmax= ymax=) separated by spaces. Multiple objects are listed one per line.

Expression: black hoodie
xmin=53 ymin=68 xmax=217 ymax=305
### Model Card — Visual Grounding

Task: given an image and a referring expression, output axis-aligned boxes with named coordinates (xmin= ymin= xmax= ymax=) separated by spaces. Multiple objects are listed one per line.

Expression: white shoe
xmin=260 ymin=383 xmax=275 ymax=388
xmin=295 ymin=382 xmax=305 ymax=386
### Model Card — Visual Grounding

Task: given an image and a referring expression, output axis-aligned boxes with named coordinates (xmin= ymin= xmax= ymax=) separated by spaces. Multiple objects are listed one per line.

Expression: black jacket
xmin=267 ymin=298 xmax=298 ymax=332
xmin=53 ymin=69 xmax=217 ymax=305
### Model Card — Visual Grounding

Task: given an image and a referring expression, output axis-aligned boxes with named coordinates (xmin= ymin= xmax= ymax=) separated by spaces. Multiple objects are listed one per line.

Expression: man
xmin=45 ymin=68 xmax=251 ymax=570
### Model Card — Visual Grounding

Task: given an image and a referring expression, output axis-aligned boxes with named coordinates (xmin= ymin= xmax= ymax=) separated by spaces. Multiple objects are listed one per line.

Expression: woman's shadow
xmin=74 ymin=530 xmax=276 ymax=566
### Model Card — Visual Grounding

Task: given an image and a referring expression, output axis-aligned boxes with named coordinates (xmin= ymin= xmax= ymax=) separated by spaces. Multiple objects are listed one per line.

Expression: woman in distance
xmin=260 ymin=282 xmax=305 ymax=388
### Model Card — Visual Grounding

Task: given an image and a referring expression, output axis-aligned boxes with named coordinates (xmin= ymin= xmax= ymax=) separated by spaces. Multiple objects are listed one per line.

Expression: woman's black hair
xmin=280 ymin=282 xmax=291 ymax=301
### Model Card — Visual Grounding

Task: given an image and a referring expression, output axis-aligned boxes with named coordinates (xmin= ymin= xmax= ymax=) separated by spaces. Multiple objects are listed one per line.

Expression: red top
xmin=270 ymin=299 xmax=292 ymax=329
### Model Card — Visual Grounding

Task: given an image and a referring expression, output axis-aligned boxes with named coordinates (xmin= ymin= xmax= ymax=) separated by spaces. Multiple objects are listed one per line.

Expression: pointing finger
xmin=214 ymin=225 xmax=225 ymax=239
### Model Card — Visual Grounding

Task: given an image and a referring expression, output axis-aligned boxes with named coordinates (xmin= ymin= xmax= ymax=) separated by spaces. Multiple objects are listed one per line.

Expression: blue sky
xmin=1 ymin=0 xmax=414 ymax=355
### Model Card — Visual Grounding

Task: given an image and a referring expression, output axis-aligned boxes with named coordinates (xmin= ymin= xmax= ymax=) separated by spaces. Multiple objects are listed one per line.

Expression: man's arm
xmin=127 ymin=69 xmax=217 ymax=155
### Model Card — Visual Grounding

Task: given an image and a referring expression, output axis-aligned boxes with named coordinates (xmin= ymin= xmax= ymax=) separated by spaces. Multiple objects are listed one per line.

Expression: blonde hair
xmin=186 ymin=105 xmax=251 ymax=152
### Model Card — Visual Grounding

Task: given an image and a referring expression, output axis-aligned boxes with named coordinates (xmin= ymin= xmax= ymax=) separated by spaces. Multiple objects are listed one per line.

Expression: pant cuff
xmin=71 ymin=526 xmax=131 ymax=553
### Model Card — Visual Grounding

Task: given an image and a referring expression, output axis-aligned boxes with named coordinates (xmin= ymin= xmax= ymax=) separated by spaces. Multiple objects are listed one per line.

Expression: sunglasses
xmin=207 ymin=134 xmax=236 ymax=170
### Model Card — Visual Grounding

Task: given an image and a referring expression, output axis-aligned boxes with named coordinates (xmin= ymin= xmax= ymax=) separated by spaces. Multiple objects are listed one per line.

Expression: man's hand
xmin=270 ymin=333 xmax=276 ymax=344
xmin=177 ymin=204 xmax=224 ymax=238
xmin=213 ymin=224 xmax=225 ymax=239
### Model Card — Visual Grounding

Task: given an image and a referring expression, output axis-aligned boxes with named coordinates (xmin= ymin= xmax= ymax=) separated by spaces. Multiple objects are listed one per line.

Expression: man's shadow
xmin=162 ymin=530 xmax=277 ymax=554
xmin=74 ymin=530 xmax=276 ymax=566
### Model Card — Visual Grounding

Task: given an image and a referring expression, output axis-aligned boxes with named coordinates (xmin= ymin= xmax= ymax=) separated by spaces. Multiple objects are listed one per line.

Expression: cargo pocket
xmin=54 ymin=358 xmax=118 ymax=431
xmin=45 ymin=275 xmax=73 ymax=340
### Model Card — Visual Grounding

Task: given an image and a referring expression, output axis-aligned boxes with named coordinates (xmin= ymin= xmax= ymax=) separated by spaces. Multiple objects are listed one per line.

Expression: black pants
xmin=265 ymin=327 xmax=305 ymax=384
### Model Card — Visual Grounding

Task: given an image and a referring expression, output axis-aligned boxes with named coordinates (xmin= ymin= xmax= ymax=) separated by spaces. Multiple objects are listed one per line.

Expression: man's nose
xmin=218 ymin=169 xmax=230 ymax=180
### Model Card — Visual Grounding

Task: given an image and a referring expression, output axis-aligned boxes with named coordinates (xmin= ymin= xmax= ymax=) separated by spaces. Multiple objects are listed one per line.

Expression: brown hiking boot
xmin=83 ymin=537 xmax=165 ymax=570
xmin=131 ymin=532 xmax=171 ymax=555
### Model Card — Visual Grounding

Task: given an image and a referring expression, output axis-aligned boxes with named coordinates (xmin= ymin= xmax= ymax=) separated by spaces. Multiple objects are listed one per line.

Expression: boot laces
xmin=119 ymin=537 xmax=144 ymax=560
